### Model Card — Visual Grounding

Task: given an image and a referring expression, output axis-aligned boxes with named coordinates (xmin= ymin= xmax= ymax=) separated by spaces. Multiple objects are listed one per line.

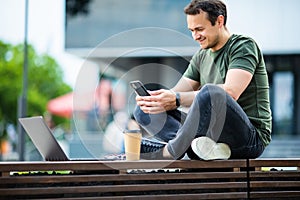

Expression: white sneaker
xmin=191 ymin=136 xmax=231 ymax=160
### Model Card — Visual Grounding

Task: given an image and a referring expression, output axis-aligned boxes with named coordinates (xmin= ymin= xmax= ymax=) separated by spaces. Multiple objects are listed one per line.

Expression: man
xmin=134 ymin=0 xmax=272 ymax=160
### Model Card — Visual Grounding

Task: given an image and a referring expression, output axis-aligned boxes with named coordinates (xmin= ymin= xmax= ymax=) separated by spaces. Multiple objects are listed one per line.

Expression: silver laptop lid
xmin=19 ymin=116 xmax=69 ymax=161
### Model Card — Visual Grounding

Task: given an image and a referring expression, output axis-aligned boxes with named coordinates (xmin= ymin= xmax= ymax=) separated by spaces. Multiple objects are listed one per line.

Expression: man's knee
xmin=196 ymin=84 xmax=226 ymax=102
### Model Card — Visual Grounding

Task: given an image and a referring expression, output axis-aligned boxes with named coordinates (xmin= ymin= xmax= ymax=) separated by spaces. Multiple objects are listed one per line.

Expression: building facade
xmin=65 ymin=0 xmax=300 ymax=157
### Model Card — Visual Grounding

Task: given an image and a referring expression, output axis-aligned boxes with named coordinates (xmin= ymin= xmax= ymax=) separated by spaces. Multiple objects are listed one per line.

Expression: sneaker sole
xmin=191 ymin=137 xmax=231 ymax=160
xmin=140 ymin=138 xmax=166 ymax=153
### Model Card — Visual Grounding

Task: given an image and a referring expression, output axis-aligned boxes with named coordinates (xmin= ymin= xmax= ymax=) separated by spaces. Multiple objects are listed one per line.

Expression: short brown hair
xmin=184 ymin=0 xmax=227 ymax=26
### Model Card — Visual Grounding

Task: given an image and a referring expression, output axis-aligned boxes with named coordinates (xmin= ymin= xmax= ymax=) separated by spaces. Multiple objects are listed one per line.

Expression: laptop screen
xmin=19 ymin=116 xmax=69 ymax=161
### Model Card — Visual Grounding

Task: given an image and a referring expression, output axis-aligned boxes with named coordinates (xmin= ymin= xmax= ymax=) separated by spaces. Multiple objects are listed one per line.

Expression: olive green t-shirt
xmin=183 ymin=34 xmax=272 ymax=147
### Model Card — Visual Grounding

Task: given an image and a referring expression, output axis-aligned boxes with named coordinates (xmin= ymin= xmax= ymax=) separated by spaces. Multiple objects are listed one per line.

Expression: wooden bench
xmin=248 ymin=158 xmax=300 ymax=199
xmin=0 ymin=159 xmax=299 ymax=199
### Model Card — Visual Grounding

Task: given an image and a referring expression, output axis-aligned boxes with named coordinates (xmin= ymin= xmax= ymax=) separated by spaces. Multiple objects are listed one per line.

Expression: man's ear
xmin=217 ymin=15 xmax=225 ymax=27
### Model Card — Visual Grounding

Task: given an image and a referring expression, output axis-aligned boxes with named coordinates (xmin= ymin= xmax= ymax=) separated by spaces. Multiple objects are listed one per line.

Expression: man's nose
xmin=192 ymin=31 xmax=200 ymax=40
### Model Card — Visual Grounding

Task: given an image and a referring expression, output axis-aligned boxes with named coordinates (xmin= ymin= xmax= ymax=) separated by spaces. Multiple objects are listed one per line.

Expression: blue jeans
xmin=134 ymin=84 xmax=265 ymax=159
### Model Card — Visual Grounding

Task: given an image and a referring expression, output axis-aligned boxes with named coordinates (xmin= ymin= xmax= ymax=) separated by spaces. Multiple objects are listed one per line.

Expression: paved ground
xmin=260 ymin=136 xmax=300 ymax=158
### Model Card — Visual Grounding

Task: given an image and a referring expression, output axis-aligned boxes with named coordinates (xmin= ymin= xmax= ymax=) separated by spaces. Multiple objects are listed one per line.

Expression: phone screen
xmin=130 ymin=80 xmax=150 ymax=96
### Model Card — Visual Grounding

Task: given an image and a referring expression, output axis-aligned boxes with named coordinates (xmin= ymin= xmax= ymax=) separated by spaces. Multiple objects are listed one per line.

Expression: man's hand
xmin=136 ymin=89 xmax=176 ymax=114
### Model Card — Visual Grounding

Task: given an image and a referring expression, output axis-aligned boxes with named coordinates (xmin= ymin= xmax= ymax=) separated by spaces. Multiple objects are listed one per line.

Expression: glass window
xmin=66 ymin=0 xmax=191 ymax=49
xmin=273 ymin=71 xmax=294 ymax=135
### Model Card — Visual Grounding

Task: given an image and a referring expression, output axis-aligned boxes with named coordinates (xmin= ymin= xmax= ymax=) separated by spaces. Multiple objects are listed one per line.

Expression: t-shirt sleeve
xmin=229 ymin=39 xmax=260 ymax=75
xmin=183 ymin=51 xmax=201 ymax=82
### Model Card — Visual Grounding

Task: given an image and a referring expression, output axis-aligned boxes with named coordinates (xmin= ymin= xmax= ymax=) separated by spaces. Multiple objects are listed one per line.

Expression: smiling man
xmin=134 ymin=0 xmax=272 ymax=160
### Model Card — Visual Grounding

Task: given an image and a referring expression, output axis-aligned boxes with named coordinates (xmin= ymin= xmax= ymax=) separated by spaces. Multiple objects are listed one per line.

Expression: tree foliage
xmin=0 ymin=40 xmax=72 ymax=129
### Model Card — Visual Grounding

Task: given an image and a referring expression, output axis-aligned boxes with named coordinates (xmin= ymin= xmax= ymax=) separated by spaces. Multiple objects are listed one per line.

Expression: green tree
xmin=0 ymin=40 xmax=72 ymax=132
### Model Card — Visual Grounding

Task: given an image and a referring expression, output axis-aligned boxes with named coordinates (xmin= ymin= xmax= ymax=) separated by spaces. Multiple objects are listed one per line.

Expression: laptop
xmin=19 ymin=116 xmax=120 ymax=161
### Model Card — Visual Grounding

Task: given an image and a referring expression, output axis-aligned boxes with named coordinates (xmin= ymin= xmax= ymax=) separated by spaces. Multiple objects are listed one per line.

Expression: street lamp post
xmin=17 ymin=0 xmax=29 ymax=161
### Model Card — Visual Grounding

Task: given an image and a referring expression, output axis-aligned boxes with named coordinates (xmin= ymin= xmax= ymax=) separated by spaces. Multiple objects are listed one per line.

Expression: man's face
xmin=187 ymin=12 xmax=220 ymax=51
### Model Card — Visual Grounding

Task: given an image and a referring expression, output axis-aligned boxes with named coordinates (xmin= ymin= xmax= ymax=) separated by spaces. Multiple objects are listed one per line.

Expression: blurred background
xmin=0 ymin=0 xmax=300 ymax=161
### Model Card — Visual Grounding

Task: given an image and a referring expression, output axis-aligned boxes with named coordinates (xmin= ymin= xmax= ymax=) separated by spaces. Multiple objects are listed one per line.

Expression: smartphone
xmin=130 ymin=80 xmax=150 ymax=96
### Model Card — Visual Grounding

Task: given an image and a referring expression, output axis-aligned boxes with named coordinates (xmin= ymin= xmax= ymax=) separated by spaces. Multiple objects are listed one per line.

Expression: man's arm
xmin=171 ymin=77 xmax=200 ymax=107
xmin=219 ymin=68 xmax=253 ymax=100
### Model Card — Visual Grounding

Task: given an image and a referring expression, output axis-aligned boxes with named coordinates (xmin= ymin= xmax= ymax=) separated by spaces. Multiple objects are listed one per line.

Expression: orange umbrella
xmin=47 ymin=92 xmax=74 ymax=118
xmin=47 ymin=92 xmax=95 ymax=118
xmin=47 ymin=79 xmax=126 ymax=118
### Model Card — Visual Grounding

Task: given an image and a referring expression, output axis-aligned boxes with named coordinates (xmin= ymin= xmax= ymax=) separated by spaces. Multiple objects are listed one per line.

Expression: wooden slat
xmin=45 ymin=192 xmax=248 ymax=200
xmin=251 ymin=181 xmax=300 ymax=188
xmin=0 ymin=182 xmax=247 ymax=195
xmin=250 ymin=171 xmax=300 ymax=178
xmin=0 ymin=160 xmax=247 ymax=173
xmin=0 ymin=171 xmax=246 ymax=184
xmin=249 ymin=158 xmax=300 ymax=168
xmin=250 ymin=191 xmax=300 ymax=199
xmin=249 ymin=171 xmax=300 ymax=181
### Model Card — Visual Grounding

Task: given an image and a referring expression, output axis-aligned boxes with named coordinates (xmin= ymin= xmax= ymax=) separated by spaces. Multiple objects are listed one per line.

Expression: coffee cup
xmin=123 ymin=129 xmax=142 ymax=161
